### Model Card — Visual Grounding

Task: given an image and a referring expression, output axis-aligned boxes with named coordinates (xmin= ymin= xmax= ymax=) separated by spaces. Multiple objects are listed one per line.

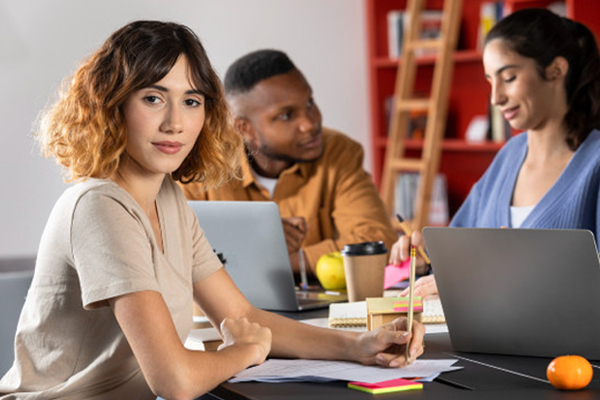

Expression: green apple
xmin=315 ymin=251 xmax=346 ymax=290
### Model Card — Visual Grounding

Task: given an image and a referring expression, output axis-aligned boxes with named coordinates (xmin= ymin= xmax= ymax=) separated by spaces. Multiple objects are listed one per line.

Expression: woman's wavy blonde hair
xmin=38 ymin=20 xmax=242 ymax=188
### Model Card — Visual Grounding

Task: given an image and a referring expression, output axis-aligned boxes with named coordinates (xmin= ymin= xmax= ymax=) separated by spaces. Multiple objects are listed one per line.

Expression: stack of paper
xmin=185 ymin=328 xmax=222 ymax=351
xmin=229 ymin=359 xmax=461 ymax=383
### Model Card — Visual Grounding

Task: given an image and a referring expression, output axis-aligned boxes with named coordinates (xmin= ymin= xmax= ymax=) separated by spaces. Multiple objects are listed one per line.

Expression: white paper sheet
xmin=230 ymin=359 xmax=461 ymax=383
xmin=185 ymin=328 xmax=223 ymax=351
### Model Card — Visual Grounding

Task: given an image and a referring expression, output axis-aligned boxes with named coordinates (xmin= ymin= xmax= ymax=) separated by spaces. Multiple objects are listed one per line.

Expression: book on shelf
xmin=547 ymin=2 xmax=567 ymax=17
xmin=477 ymin=1 xmax=504 ymax=50
xmin=477 ymin=2 xmax=565 ymax=52
xmin=408 ymin=109 xmax=427 ymax=140
xmin=395 ymin=173 xmax=449 ymax=227
xmin=410 ymin=10 xmax=443 ymax=57
xmin=387 ymin=9 xmax=443 ymax=59
xmin=384 ymin=95 xmax=428 ymax=139
xmin=488 ymin=103 xmax=511 ymax=143
xmin=387 ymin=10 xmax=404 ymax=59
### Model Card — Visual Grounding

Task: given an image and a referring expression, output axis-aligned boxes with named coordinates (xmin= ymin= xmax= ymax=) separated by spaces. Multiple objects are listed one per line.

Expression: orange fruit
xmin=547 ymin=355 xmax=593 ymax=390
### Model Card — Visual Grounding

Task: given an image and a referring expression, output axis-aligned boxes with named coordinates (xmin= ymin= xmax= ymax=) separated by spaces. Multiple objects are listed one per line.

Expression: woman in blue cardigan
xmin=392 ymin=8 xmax=600 ymax=298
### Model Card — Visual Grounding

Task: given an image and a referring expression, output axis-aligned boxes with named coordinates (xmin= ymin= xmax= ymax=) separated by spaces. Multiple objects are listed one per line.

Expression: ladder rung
xmin=396 ymin=99 xmax=430 ymax=111
xmin=407 ymin=39 xmax=443 ymax=51
xmin=381 ymin=0 xmax=463 ymax=231
xmin=389 ymin=159 xmax=425 ymax=172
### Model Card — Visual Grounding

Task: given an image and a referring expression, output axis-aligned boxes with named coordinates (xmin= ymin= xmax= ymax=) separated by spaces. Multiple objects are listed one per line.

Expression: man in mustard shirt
xmin=180 ymin=49 xmax=396 ymax=277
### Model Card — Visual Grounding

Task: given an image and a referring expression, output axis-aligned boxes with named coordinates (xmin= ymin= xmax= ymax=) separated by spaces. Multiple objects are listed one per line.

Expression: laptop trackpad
xmin=296 ymin=290 xmax=347 ymax=310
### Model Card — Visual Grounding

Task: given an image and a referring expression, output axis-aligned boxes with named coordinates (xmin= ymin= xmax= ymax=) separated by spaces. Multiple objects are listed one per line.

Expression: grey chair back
xmin=0 ymin=256 xmax=35 ymax=376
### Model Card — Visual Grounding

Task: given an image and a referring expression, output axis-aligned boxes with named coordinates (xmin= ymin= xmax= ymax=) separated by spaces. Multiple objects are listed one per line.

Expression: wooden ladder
xmin=380 ymin=0 xmax=463 ymax=231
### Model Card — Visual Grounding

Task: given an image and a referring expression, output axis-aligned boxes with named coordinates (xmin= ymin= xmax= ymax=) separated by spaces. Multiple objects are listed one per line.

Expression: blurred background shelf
xmin=365 ymin=0 xmax=600 ymax=219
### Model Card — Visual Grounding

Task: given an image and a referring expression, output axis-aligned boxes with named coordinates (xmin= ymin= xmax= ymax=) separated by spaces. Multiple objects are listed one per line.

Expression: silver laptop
xmin=188 ymin=200 xmax=346 ymax=311
xmin=423 ymin=227 xmax=600 ymax=360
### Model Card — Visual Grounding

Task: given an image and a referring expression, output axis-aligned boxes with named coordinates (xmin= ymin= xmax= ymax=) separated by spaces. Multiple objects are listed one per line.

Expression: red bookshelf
xmin=365 ymin=0 xmax=600 ymax=216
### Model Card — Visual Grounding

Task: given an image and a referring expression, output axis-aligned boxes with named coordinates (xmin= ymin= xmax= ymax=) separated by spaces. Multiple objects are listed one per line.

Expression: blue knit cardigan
xmin=451 ymin=130 xmax=600 ymax=244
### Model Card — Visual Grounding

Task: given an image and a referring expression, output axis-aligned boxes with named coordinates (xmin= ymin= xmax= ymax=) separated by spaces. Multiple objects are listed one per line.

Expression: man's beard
xmin=245 ymin=143 xmax=322 ymax=165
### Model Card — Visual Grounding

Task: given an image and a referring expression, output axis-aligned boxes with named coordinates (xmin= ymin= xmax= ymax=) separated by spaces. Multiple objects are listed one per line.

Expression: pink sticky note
xmin=384 ymin=259 xmax=411 ymax=289
xmin=393 ymin=305 xmax=423 ymax=312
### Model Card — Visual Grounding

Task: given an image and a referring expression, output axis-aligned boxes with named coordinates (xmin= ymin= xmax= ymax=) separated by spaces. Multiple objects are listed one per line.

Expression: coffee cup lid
xmin=340 ymin=241 xmax=387 ymax=256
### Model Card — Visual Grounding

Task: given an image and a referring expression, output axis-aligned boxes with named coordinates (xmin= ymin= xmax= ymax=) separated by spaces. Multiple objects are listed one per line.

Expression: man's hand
xmin=282 ymin=217 xmax=307 ymax=255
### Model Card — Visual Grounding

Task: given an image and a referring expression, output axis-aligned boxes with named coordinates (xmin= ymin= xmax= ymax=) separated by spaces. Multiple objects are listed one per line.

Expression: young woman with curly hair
xmin=0 ymin=21 xmax=424 ymax=400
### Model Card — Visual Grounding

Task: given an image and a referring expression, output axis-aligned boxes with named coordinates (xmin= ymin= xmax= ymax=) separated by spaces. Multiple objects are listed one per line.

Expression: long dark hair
xmin=485 ymin=8 xmax=600 ymax=150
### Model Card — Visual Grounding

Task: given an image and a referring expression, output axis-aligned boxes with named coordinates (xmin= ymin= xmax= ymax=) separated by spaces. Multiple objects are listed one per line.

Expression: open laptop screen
xmin=424 ymin=227 xmax=600 ymax=360
xmin=188 ymin=201 xmax=345 ymax=311
xmin=188 ymin=201 xmax=300 ymax=311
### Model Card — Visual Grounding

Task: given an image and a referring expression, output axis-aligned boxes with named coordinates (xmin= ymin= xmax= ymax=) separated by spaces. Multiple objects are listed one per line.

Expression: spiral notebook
xmin=328 ymin=297 xmax=445 ymax=328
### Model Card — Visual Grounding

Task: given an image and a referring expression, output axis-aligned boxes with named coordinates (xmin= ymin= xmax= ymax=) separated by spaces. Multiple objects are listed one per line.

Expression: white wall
xmin=0 ymin=0 xmax=372 ymax=257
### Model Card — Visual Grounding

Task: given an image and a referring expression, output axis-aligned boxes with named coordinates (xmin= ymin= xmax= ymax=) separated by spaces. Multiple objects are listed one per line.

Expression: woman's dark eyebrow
xmin=147 ymin=84 xmax=203 ymax=95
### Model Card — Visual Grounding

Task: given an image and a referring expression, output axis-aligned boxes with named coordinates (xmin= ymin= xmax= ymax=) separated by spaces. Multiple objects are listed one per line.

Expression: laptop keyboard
xmin=296 ymin=291 xmax=344 ymax=301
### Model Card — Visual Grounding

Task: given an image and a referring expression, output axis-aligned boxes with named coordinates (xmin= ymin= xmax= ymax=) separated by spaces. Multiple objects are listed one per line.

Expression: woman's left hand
xmin=399 ymin=274 xmax=438 ymax=298
xmin=354 ymin=318 xmax=425 ymax=368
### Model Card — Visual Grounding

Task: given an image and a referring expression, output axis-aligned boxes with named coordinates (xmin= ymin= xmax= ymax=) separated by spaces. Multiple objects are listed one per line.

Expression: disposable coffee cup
xmin=341 ymin=241 xmax=388 ymax=302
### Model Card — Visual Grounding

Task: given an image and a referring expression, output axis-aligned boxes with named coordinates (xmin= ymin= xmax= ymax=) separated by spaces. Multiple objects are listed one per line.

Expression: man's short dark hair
xmin=224 ymin=49 xmax=296 ymax=95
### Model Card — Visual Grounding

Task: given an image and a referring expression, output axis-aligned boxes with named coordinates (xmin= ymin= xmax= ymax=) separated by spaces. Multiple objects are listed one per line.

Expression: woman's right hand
xmin=390 ymin=231 xmax=439 ymax=297
xmin=389 ymin=231 xmax=427 ymax=271
xmin=389 ymin=231 xmax=426 ymax=265
xmin=218 ymin=317 xmax=272 ymax=366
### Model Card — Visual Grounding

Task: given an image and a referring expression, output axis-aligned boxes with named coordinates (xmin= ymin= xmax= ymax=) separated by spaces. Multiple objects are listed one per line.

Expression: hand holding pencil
xmin=389 ymin=216 xmax=430 ymax=269
xmin=394 ymin=214 xmax=430 ymax=264
xmin=390 ymin=215 xmax=439 ymax=298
